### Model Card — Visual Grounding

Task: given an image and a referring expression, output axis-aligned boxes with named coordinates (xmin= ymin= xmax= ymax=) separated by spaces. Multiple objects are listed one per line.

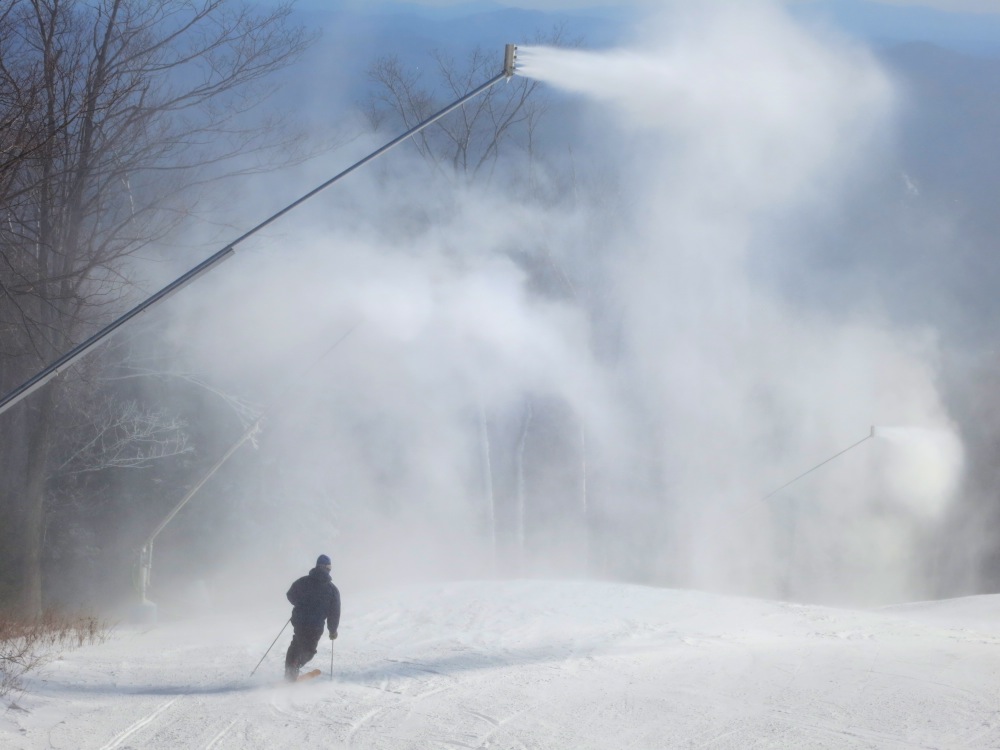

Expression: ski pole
xmin=250 ymin=618 xmax=290 ymax=678
xmin=329 ymin=642 xmax=334 ymax=681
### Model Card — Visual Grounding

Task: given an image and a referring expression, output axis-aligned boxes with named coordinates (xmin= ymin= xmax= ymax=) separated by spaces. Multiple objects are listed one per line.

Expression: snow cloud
xmin=165 ymin=1 xmax=965 ymax=608
xmin=510 ymin=2 xmax=965 ymax=604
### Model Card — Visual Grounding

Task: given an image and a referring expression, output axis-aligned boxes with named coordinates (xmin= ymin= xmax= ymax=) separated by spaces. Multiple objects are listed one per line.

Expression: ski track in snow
xmin=4 ymin=580 xmax=1000 ymax=749
xmin=97 ymin=696 xmax=182 ymax=750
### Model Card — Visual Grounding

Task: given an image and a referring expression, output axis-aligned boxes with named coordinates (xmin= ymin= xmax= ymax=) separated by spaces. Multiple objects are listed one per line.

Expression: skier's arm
xmin=327 ymin=585 xmax=341 ymax=637
xmin=286 ymin=578 xmax=303 ymax=606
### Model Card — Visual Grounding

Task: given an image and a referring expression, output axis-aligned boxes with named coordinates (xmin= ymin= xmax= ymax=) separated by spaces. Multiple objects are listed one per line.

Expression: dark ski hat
xmin=316 ymin=554 xmax=331 ymax=567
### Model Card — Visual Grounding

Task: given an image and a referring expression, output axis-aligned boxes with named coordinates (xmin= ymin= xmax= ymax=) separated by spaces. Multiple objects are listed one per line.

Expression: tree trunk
xmin=515 ymin=400 xmax=534 ymax=569
xmin=579 ymin=419 xmax=590 ymax=573
xmin=19 ymin=387 xmax=55 ymax=617
xmin=478 ymin=403 xmax=496 ymax=572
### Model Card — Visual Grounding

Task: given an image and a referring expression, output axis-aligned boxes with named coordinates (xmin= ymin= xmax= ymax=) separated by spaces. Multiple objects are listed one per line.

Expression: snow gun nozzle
xmin=503 ymin=44 xmax=518 ymax=78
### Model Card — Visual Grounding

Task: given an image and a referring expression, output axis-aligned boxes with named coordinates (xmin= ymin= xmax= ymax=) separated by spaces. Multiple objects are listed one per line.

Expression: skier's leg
xmin=285 ymin=627 xmax=306 ymax=681
xmin=285 ymin=625 xmax=322 ymax=679
xmin=297 ymin=626 xmax=323 ymax=668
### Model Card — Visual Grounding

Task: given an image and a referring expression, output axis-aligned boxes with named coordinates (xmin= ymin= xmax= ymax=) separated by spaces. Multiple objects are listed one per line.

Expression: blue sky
xmin=874 ymin=0 xmax=1000 ymax=11
xmin=297 ymin=0 xmax=1000 ymax=55
xmin=798 ymin=0 xmax=1000 ymax=53
xmin=322 ymin=0 xmax=1000 ymax=11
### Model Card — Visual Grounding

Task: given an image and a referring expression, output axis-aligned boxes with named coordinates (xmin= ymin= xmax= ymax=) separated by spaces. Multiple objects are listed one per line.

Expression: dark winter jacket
xmin=287 ymin=567 xmax=341 ymax=633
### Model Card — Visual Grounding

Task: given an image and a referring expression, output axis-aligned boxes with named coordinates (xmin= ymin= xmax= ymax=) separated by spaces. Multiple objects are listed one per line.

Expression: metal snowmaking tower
xmin=0 ymin=43 xmax=519 ymax=417
xmin=0 ymin=44 xmax=519 ymax=614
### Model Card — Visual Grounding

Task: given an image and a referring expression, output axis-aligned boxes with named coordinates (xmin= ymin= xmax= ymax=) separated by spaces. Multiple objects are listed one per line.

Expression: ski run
xmin=3 ymin=580 xmax=1000 ymax=749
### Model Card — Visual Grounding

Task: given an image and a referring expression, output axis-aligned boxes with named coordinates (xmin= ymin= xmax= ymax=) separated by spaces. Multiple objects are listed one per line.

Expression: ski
xmin=275 ymin=668 xmax=322 ymax=686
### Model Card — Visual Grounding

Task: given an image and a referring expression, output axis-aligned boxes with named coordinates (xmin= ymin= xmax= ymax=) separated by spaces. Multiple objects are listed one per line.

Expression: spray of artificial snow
xmin=159 ymin=1 xmax=966 ymax=610
xmin=874 ymin=426 xmax=964 ymax=520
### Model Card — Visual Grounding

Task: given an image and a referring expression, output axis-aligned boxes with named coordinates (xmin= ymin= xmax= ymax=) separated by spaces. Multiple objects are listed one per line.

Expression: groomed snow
xmin=4 ymin=580 xmax=1000 ymax=749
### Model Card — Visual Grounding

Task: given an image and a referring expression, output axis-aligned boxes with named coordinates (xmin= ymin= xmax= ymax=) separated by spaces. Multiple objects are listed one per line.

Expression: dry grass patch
xmin=0 ymin=612 xmax=112 ymax=702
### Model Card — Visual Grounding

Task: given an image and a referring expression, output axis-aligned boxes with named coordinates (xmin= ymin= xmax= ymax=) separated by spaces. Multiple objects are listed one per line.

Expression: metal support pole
xmin=0 ymin=45 xmax=519 ymax=418
xmin=250 ymin=618 xmax=291 ymax=678
xmin=761 ymin=426 xmax=876 ymax=501
xmin=134 ymin=322 xmax=358 ymax=615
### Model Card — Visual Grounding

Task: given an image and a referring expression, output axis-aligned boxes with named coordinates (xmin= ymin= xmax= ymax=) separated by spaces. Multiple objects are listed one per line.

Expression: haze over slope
xmin=138 ymin=1 xmax=972 ymax=611
xmin=6 ymin=581 xmax=1000 ymax=749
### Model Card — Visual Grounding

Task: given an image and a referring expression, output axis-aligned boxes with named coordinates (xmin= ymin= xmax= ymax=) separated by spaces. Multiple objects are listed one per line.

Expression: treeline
xmin=0 ymin=1 xmax=576 ymax=617
xmin=0 ymin=0 xmax=309 ymax=617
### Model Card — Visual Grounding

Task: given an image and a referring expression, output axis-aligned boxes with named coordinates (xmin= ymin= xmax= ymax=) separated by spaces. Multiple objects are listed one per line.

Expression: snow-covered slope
xmin=4 ymin=581 xmax=1000 ymax=749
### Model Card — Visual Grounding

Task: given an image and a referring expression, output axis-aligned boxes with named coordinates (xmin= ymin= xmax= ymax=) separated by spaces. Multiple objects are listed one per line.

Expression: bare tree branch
xmin=364 ymin=26 xmax=574 ymax=183
xmin=52 ymin=397 xmax=191 ymax=476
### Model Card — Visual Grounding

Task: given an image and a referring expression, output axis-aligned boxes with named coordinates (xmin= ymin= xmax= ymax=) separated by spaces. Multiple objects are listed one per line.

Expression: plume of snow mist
xmin=517 ymin=2 xmax=892 ymax=212
xmin=164 ymin=1 xmax=966 ymax=608
xmin=873 ymin=426 xmax=964 ymax=521
xmin=514 ymin=2 xmax=963 ymax=605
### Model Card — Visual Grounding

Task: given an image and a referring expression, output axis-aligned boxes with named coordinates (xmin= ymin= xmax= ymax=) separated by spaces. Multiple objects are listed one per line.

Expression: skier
xmin=284 ymin=554 xmax=341 ymax=682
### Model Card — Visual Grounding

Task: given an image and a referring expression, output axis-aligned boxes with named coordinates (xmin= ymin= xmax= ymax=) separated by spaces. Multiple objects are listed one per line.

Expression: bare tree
xmin=0 ymin=0 xmax=311 ymax=616
xmin=53 ymin=398 xmax=190 ymax=476
xmin=365 ymin=28 xmax=574 ymax=182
